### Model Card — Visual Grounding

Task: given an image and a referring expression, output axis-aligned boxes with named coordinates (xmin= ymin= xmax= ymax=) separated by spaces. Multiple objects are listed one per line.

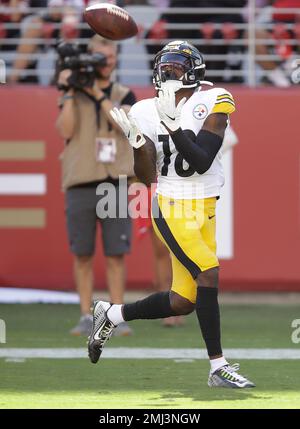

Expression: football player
xmin=88 ymin=40 xmax=255 ymax=388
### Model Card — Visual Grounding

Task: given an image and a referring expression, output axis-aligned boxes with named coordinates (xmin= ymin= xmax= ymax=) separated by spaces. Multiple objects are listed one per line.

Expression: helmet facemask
xmin=153 ymin=50 xmax=206 ymax=91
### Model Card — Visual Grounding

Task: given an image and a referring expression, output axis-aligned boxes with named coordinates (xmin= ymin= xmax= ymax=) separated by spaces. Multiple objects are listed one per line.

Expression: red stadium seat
xmin=0 ymin=22 xmax=7 ymax=39
xmin=221 ymin=22 xmax=238 ymax=42
xmin=147 ymin=19 xmax=168 ymax=40
xmin=200 ymin=22 xmax=215 ymax=41
xmin=272 ymin=23 xmax=293 ymax=59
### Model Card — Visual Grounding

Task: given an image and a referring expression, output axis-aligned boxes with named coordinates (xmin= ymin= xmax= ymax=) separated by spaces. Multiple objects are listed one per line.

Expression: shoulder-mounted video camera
xmin=56 ymin=41 xmax=107 ymax=90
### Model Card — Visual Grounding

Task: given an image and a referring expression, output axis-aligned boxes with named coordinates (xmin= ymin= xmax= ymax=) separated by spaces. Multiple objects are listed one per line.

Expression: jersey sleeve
xmin=212 ymin=89 xmax=236 ymax=115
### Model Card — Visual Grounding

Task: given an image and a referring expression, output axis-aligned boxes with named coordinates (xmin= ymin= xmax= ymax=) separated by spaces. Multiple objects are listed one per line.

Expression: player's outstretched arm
xmin=133 ymin=136 xmax=157 ymax=187
xmin=110 ymin=108 xmax=157 ymax=186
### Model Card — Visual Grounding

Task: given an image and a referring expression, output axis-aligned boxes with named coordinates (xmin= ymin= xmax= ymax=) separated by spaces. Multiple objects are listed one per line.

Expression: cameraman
xmin=56 ymin=35 xmax=136 ymax=337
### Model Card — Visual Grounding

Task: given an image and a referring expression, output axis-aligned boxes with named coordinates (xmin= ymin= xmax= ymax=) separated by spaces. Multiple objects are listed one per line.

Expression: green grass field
xmin=0 ymin=303 xmax=300 ymax=409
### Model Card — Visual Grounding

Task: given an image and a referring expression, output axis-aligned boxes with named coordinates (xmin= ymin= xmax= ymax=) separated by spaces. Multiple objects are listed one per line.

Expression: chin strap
xmin=156 ymin=80 xmax=214 ymax=92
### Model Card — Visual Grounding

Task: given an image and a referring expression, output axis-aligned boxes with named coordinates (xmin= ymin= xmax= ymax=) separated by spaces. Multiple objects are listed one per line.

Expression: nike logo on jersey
xmin=208 ymin=215 xmax=215 ymax=220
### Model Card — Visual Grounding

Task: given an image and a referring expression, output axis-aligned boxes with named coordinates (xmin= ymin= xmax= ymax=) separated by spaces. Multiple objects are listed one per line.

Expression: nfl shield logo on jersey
xmin=193 ymin=104 xmax=208 ymax=120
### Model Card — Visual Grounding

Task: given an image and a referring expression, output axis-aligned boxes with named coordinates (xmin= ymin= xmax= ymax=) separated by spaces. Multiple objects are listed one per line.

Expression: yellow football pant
xmin=151 ymin=194 xmax=219 ymax=304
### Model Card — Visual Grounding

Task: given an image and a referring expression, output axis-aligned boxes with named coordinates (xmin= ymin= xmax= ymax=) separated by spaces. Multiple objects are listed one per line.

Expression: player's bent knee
xmin=196 ymin=266 xmax=219 ymax=288
xmin=170 ymin=291 xmax=195 ymax=315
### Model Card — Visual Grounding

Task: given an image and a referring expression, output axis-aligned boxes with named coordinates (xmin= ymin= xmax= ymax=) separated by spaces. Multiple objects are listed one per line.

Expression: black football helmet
xmin=153 ymin=40 xmax=206 ymax=90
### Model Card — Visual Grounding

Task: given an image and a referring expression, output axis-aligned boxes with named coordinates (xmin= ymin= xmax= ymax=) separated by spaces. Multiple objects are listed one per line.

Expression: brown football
xmin=84 ymin=3 xmax=138 ymax=41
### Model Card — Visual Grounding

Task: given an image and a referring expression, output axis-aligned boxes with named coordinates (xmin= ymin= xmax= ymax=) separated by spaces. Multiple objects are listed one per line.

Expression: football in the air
xmin=84 ymin=3 xmax=138 ymax=40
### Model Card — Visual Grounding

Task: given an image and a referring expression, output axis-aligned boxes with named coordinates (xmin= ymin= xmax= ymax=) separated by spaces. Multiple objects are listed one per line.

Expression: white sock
xmin=210 ymin=356 xmax=228 ymax=373
xmin=107 ymin=304 xmax=125 ymax=326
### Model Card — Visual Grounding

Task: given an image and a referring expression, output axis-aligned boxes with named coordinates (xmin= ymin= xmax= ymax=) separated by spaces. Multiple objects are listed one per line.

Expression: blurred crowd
xmin=1 ymin=0 xmax=300 ymax=86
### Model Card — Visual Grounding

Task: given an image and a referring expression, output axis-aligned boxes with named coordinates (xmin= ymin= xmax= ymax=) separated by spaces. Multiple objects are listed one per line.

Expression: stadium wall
xmin=0 ymin=86 xmax=299 ymax=292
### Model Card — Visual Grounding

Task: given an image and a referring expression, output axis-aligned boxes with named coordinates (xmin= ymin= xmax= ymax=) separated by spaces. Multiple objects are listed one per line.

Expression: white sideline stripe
xmin=0 ymin=174 xmax=46 ymax=195
xmin=0 ymin=288 xmax=79 ymax=304
xmin=0 ymin=348 xmax=300 ymax=360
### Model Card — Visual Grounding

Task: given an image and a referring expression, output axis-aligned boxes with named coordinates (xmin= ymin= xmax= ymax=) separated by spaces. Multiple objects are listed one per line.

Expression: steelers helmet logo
xmin=193 ymin=104 xmax=208 ymax=120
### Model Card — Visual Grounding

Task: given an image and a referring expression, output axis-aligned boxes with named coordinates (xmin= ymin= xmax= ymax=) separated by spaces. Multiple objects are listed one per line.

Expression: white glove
xmin=110 ymin=107 xmax=146 ymax=149
xmin=154 ymin=85 xmax=186 ymax=133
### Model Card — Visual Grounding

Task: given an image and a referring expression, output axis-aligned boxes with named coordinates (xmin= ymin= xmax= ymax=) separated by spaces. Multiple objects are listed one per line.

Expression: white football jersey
xmin=129 ymin=87 xmax=235 ymax=199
